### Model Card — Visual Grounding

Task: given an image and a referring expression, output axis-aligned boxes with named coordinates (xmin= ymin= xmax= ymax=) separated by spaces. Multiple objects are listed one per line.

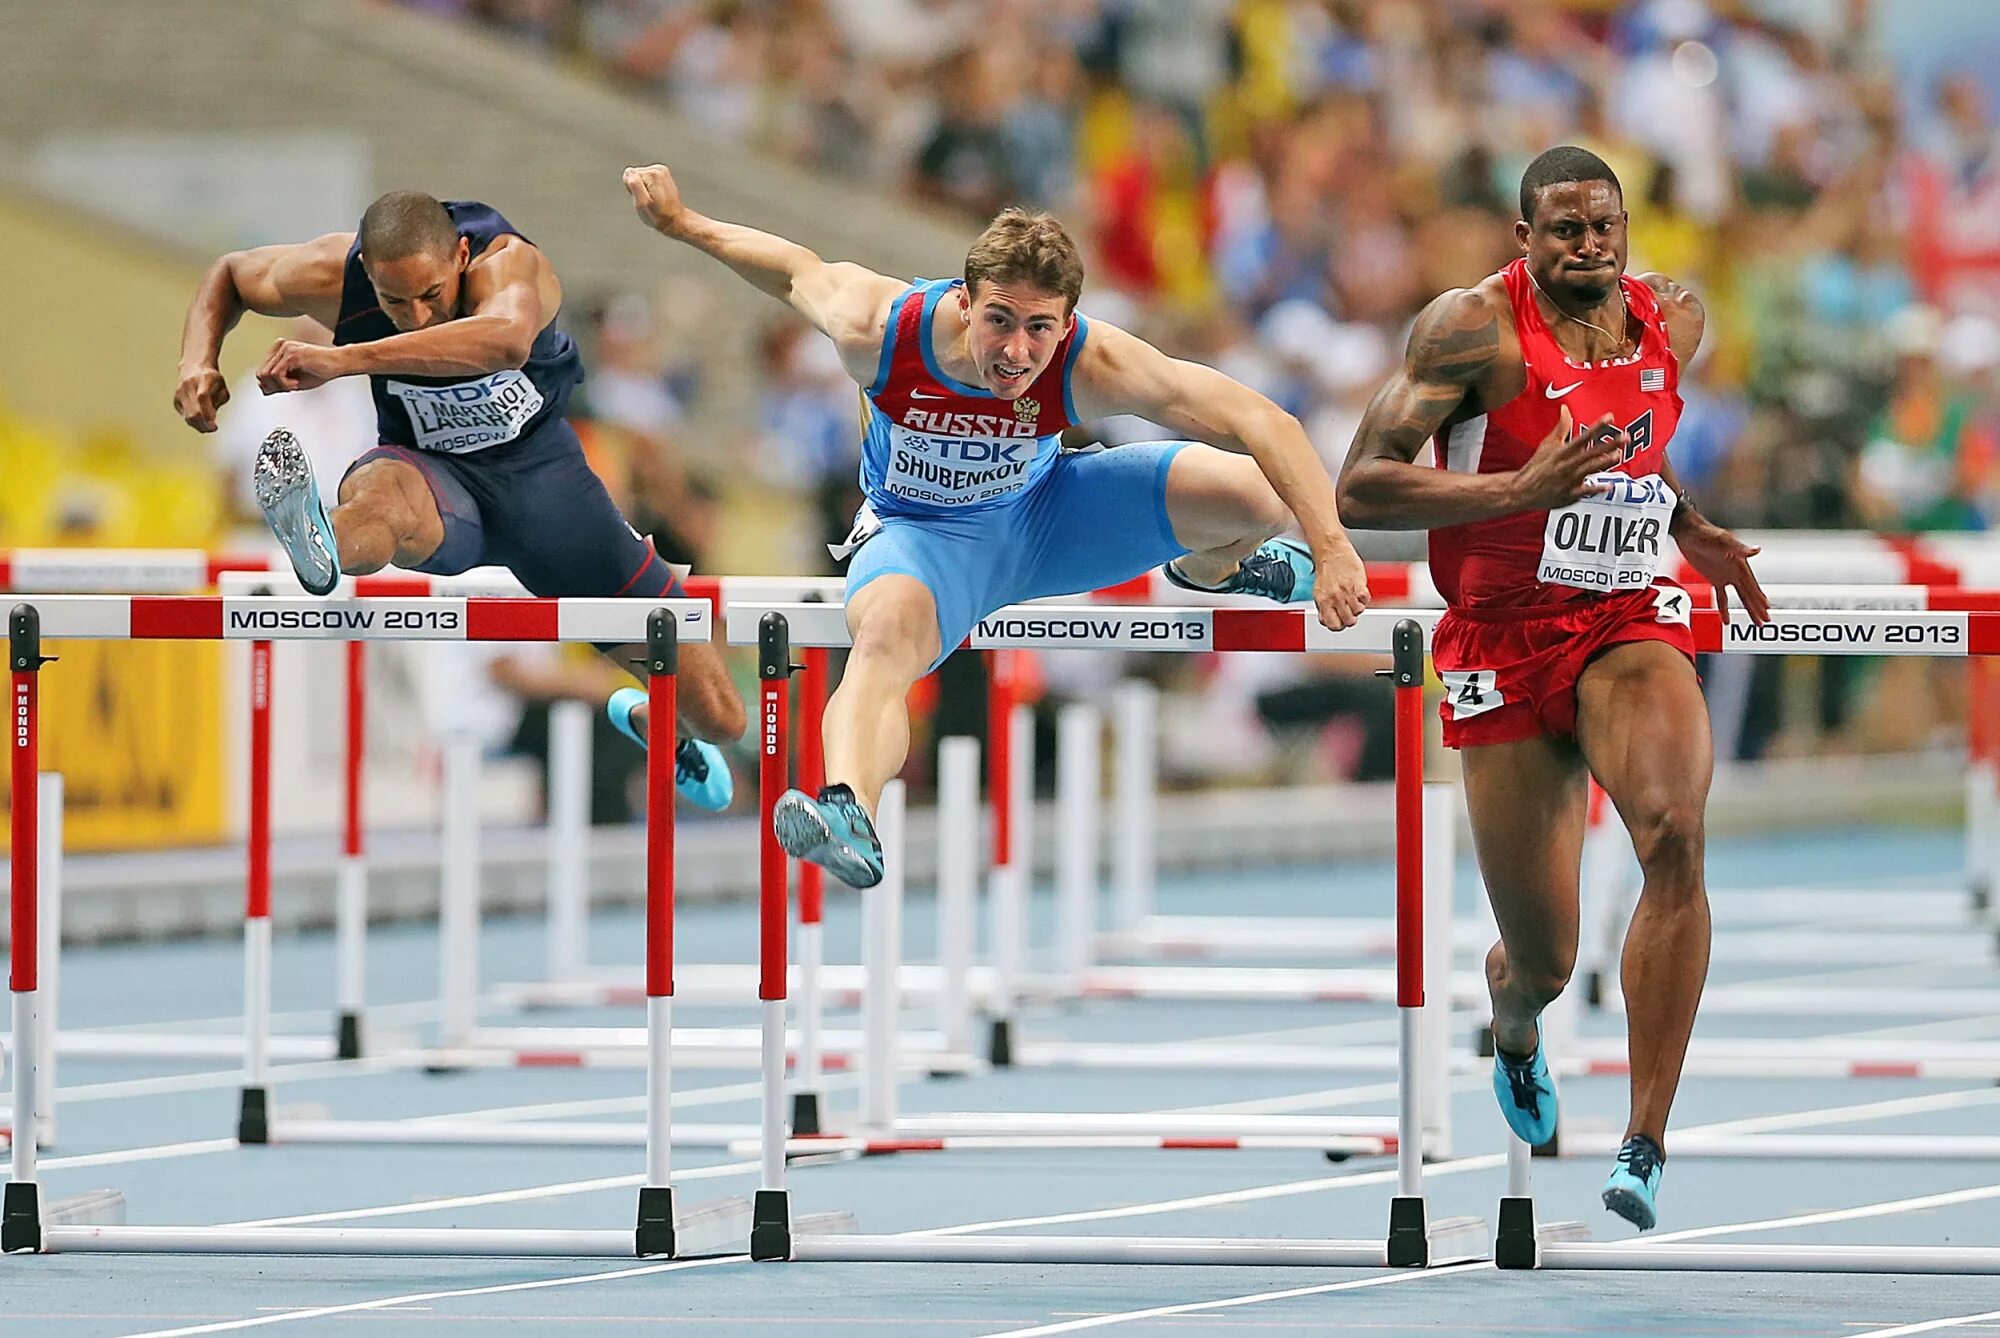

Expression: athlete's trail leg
xmin=1460 ymin=735 xmax=1589 ymax=1058
xmin=1161 ymin=446 xmax=1291 ymax=586
xmin=1576 ymin=639 xmax=1713 ymax=1145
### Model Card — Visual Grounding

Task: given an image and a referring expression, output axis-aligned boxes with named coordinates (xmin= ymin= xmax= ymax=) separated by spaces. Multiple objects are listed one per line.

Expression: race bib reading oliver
xmin=1538 ymin=473 xmax=1676 ymax=593
xmin=388 ymin=371 xmax=545 ymax=454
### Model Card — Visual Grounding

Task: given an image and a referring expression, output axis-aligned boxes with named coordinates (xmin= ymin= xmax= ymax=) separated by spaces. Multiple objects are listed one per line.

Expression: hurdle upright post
xmin=1111 ymin=679 xmax=1157 ymax=935
xmin=862 ymin=780 xmax=907 ymax=1132
xmin=935 ymin=736 xmax=979 ymax=1060
xmin=335 ymin=641 xmax=367 ymax=1060
xmin=1386 ymin=617 xmax=1430 ymax=1267
xmin=752 ymin=612 xmax=793 ymax=1262
xmin=1056 ymin=703 xmax=1102 ymax=984
xmin=545 ymin=698 xmax=593 ymax=988
xmin=237 ymin=636 xmax=275 ymax=1144
xmin=636 ymin=609 xmax=679 ymax=1256
xmin=792 ymin=644 xmax=829 ymax=1136
xmin=3 ymin=605 xmax=47 ymax=1252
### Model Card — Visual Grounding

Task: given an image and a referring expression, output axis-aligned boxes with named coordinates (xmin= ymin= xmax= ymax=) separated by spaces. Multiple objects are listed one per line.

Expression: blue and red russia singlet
xmin=859 ymin=278 xmax=1089 ymax=517
xmin=1429 ymin=258 xmax=1697 ymax=746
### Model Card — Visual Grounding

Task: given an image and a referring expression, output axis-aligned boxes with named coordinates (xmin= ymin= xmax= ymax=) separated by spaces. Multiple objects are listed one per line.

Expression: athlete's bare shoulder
xmin=1635 ymin=271 xmax=1705 ymax=361
xmin=1401 ymin=275 xmax=1523 ymax=409
xmin=461 ymin=231 xmax=563 ymax=328
xmin=817 ymin=266 xmax=912 ymax=387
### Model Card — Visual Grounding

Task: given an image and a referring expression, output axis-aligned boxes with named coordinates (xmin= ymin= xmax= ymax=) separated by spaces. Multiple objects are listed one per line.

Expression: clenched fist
xmin=175 ymin=365 xmax=230 ymax=432
xmin=256 ymin=340 xmax=347 ymax=395
xmin=623 ymin=164 xmax=688 ymax=236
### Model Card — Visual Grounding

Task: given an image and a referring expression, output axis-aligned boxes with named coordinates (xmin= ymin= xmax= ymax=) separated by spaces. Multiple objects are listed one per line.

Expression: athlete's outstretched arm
xmin=176 ymin=234 xmax=349 ymax=431
xmin=1337 ymin=288 xmax=1623 ymax=529
xmin=1068 ymin=320 xmax=1367 ymax=627
xmin=318 ymin=238 xmax=553 ymax=383
xmin=623 ymin=164 xmax=903 ymax=371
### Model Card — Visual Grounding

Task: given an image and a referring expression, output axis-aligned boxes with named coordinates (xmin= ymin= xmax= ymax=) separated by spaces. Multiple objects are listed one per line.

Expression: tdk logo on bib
xmin=1538 ymin=473 xmax=1676 ymax=593
xmin=883 ymin=416 xmax=1046 ymax=507
xmin=389 ymin=371 xmax=545 ymax=454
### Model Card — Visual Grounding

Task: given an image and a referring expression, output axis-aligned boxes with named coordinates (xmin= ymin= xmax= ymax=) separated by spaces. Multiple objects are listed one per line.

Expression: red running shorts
xmin=1432 ymin=582 xmax=1697 ymax=748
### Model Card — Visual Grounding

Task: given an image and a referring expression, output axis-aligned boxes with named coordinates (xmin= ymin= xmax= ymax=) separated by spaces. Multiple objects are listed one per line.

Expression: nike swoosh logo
xmin=1545 ymin=381 xmax=1584 ymax=399
xmin=911 ymin=389 xmax=948 ymax=400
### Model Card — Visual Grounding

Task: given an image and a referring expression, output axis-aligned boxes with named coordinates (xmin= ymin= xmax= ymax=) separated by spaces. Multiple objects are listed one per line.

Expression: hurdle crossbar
xmin=3 ymin=603 xmax=752 ymax=1258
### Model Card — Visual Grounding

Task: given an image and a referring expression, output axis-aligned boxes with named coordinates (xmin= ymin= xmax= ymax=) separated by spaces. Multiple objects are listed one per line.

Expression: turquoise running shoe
xmin=773 ymin=784 xmax=885 ymax=889
xmin=253 ymin=428 xmax=340 ymax=595
xmin=606 ymin=686 xmax=733 ymax=812
xmin=1163 ymin=538 xmax=1314 ymax=603
xmin=1602 ymin=1134 xmax=1665 ymax=1231
xmin=1492 ymin=1041 xmax=1560 ymax=1147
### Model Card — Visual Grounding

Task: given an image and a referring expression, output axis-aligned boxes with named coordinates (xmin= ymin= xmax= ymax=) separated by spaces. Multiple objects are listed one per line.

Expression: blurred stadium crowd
xmin=5 ymin=0 xmax=1998 ymax=815
xmin=411 ymin=0 xmax=2000 ymax=543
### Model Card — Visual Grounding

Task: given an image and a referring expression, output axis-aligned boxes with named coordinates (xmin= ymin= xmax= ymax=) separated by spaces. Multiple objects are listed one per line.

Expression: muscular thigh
xmin=1461 ymin=732 xmax=1590 ymax=967
xmin=338 ymin=451 xmax=451 ymax=567
xmin=844 ymin=571 xmax=942 ymax=676
xmin=1575 ymin=639 xmax=1713 ymax=825
xmin=1160 ymin=442 xmax=1288 ymax=552
xmin=483 ymin=427 xmax=667 ymax=598
xmin=846 ymin=514 xmax=996 ymax=672
xmin=1013 ymin=442 xmax=1191 ymax=602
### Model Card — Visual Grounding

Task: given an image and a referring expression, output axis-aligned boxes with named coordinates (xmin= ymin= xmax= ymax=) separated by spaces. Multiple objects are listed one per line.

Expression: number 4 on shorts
xmin=1441 ymin=669 xmax=1503 ymax=719
xmin=1652 ymin=586 xmax=1691 ymax=626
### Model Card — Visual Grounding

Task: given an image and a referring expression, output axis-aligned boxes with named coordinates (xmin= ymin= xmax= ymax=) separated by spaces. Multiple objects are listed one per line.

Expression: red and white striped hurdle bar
xmin=726 ymin=602 xmax=2000 ymax=657
xmin=1 ymin=604 xmax=741 ymax=1259
xmin=17 ymin=532 xmax=2000 ymax=604
xmin=4 ymin=596 xmax=709 ymax=643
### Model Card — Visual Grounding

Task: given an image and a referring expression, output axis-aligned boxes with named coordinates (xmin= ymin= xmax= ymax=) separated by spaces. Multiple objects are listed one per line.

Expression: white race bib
xmin=388 ymin=370 xmax=545 ymax=454
xmin=1538 ymin=473 xmax=1675 ymax=593
xmin=880 ymin=423 xmax=1042 ymax=507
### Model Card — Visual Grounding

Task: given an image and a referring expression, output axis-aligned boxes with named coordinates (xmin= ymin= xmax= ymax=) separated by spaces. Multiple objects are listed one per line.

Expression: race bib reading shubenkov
xmin=1538 ymin=473 xmax=1676 ymax=593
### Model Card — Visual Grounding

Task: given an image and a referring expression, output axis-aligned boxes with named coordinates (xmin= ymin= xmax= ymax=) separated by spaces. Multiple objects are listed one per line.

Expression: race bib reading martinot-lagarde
xmin=388 ymin=371 xmax=545 ymax=454
xmin=1538 ymin=473 xmax=1676 ymax=593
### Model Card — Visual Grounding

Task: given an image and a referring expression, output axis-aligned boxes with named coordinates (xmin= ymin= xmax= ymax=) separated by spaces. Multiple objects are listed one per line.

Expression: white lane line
xmin=405 ymin=1073 xmax=837 ymax=1124
xmin=112 ymin=1255 xmax=744 ymax=1338
xmin=916 ymin=1154 xmax=1509 ymax=1236
xmin=223 ymin=1160 xmax=761 ymax=1229
xmin=973 ymin=1263 xmax=1491 ymax=1337
xmin=41 ymin=1139 xmax=238 ymax=1171
xmin=1847 ymin=1307 xmax=2000 ymax=1337
xmin=1670 ymin=1085 xmax=2000 ymax=1140
xmin=1175 ymin=1074 xmax=1484 ymax=1117
xmin=20 ymin=1055 xmax=413 ymax=1106
xmin=1645 ymin=1182 xmax=2000 ymax=1245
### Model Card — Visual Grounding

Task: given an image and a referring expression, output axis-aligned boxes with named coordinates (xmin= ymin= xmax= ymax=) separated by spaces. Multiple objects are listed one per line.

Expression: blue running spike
xmin=606 ymin=686 xmax=734 ymax=811
xmin=1162 ymin=538 xmax=1315 ymax=603
xmin=253 ymin=428 xmax=340 ymax=596
xmin=1492 ymin=1042 xmax=1560 ymax=1146
xmin=773 ymin=784 xmax=884 ymax=889
xmin=1602 ymin=1134 xmax=1665 ymax=1231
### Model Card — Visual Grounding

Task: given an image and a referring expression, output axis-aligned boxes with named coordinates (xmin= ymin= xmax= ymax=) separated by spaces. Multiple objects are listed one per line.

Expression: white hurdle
xmin=738 ymin=601 xmax=1485 ymax=1266
xmin=3 ymin=596 xmax=772 ymax=1257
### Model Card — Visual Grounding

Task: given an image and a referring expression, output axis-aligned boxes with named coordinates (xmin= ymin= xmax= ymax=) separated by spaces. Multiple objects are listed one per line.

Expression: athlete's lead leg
xmin=1576 ymin=637 xmax=1713 ymax=1229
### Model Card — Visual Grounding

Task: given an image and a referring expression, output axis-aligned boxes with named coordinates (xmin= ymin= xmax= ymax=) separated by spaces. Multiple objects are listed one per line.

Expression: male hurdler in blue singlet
xmin=175 ymin=191 xmax=742 ymax=806
xmin=621 ymin=163 xmax=1372 ymax=887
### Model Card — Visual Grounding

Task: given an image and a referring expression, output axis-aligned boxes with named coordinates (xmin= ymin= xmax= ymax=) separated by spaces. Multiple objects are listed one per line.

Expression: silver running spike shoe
xmin=253 ymin=428 xmax=340 ymax=596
